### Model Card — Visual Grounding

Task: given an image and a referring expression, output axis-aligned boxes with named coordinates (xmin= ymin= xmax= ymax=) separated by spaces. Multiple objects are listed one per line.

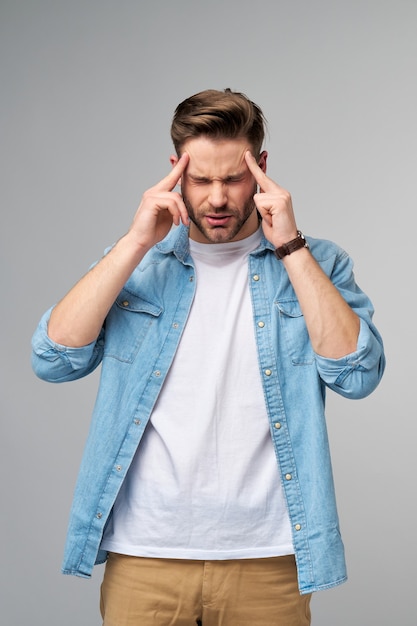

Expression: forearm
xmin=48 ymin=232 xmax=149 ymax=347
xmin=47 ymin=155 xmax=190 ymax=348
xmin=283 ymin=247 xmax=360 ymax=358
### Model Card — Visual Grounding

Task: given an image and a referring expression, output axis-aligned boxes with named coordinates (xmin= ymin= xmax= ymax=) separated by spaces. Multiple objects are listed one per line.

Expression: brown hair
xmin=171 ymin=88 xmax=266 ymax=157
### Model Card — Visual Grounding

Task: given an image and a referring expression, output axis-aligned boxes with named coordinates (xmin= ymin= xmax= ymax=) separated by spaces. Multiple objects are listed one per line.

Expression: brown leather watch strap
xmin=274 ymin=231 xmax=309 ymax=260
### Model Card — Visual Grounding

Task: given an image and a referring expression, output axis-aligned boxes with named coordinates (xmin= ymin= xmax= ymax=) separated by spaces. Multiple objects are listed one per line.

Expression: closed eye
xmin=225 ymin=175 xmax=245 ymax=183
xmin=187 ymin=174 xmax=246 ymax=185
xmin=188 ymin=176 xmax=210 ymax=185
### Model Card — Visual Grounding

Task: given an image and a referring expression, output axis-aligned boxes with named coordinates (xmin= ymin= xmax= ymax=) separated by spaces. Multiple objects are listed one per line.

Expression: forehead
xmin=182 ymin=136 xmax=251 ymax=178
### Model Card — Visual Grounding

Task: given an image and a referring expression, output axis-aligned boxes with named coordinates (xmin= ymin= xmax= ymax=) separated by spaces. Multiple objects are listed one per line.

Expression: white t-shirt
xmin=101 ymin=229 xmax=294 ymax=559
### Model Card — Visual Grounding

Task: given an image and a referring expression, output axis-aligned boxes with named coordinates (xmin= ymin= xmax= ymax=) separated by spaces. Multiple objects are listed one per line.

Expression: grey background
xmin=1 ymin=1 xmax=415 ymax=624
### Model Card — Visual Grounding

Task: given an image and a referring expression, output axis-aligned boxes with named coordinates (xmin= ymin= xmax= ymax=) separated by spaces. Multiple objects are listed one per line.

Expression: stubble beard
xmin=183 ymin=191 xmax=258 ymax=244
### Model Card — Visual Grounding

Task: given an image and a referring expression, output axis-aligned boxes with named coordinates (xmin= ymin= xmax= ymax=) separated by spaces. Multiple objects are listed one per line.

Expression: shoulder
xmin=306 ymin=235 xmax=348 ymax=261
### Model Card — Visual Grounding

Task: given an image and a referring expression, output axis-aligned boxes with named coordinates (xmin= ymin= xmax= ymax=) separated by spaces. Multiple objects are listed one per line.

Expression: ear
xmin=258 ymin=150 xmax=268 ymax=173
xmin=170 ymin=154 xmax=183 ymax=188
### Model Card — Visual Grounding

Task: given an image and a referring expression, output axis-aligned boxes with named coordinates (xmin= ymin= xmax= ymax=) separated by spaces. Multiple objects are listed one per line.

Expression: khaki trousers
xmin=100 ymin=553 xmax=311 ymax=626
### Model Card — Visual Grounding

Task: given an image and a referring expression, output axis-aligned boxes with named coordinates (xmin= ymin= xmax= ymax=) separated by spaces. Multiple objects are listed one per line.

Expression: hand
xmin=245 ymin=151 xmax=299 ymax=248
xmin=128 ymin=153 xmax=190 ymax=250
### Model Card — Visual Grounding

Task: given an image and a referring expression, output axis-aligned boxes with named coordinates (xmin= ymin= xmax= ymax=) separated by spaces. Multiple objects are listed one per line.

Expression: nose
xmin=208 ymin=182 xmax=227 ymax=209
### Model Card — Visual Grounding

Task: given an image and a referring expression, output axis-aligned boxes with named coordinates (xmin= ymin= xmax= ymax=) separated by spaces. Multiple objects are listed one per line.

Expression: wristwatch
xmin=274 ymin=231 xmax=309 ymax=260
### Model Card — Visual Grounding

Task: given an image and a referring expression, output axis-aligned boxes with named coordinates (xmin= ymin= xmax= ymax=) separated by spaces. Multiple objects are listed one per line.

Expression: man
xmin=32 ymin=89 xmax=385 ymax=625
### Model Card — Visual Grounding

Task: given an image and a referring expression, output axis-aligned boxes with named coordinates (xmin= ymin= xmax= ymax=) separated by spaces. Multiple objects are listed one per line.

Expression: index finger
xmin=158 ymin=152 xmax=190 ymax=191
xmin=244 ymin=151 xmax=274 ymax=191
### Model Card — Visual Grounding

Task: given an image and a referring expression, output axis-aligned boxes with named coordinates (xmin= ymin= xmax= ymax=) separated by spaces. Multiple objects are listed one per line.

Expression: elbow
xmin=31 ymin=350 xmax=70 ymax=383
xmin=332 ymin=353 xmax=386 ymax=399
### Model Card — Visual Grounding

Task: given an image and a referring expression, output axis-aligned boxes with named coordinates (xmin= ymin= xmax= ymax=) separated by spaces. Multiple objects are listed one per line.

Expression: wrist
xmin=112 ymin=231 xmax=151 ymax=271
xmin=122 ymin=229 xmax=153 ymax=255
xmin=274 ymin=231 xmax=309 ymax=260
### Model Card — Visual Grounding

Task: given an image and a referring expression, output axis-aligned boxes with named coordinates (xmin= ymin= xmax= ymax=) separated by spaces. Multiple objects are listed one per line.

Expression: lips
xmin=205 ymin=215 xmax=232 ymax=227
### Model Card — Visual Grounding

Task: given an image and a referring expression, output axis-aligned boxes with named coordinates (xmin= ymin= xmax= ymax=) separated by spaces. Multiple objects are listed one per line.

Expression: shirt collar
xmin=156 ymin=224 xmax=275 ymax=263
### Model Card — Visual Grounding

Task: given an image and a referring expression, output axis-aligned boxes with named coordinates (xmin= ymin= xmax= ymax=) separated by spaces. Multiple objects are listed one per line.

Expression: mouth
xmin=205 ymin=215 xmax=233 ymax=227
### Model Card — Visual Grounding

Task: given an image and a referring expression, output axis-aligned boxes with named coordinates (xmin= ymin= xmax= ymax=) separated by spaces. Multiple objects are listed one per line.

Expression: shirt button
xmin=154 ymin=370 xmax=161 ymax=377
xmin=122 ymin=300 xmax=129 ymax=307
xmin=253 ymin=274 xmax=260 ymax=281
xmin=116 ymin=465 xmax=122 ymax=472
xmin=172 ymin=323 xmax=179 ymax=329
xmin=96 ymin=512 xmax=103 ymax=519
xmin=295 ymin=524 xmax=302 ymax=531
xmin=285 ymin=474 xmax=292 ymax=481
xmin=264 ymin=369 xmax=272 ymax=376
xmin=274 ymin=422 xmax=281 ymax=429
xmin=134 ymin=419 xmax=141 ymax=426
xmin=258 ymin=321 xmax=265 ymax=328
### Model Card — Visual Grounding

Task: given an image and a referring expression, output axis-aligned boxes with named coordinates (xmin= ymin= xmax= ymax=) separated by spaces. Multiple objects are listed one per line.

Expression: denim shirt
xmin=31 ymin=225 xmax=385 ymax=594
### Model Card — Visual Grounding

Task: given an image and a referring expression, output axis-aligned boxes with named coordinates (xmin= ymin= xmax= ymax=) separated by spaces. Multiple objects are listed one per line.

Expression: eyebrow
xmin=187 ymin=171 xmax=247 ymax=183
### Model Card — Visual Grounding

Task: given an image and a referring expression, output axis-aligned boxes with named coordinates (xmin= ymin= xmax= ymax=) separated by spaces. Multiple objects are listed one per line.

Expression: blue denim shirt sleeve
xmin=31 ymin=307 xmax=104 ymax=382
xmin=314 ymin=317 xmax=385 ymax=398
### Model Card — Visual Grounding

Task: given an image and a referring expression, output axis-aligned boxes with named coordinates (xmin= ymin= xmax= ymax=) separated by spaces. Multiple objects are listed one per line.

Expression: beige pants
xmin=100 ymin=553 xmax=311 ymax=626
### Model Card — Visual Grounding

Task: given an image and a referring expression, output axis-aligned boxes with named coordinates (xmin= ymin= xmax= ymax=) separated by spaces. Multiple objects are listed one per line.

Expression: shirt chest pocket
xmin=275 ymin=299 xmax=315 ymax=365
xmin=103 ymin=290 xmax=163 ymax=363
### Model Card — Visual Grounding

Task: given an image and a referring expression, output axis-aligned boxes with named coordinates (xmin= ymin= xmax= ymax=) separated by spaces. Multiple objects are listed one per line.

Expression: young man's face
xmin=171 ymin=136 xmax=267 ymax=244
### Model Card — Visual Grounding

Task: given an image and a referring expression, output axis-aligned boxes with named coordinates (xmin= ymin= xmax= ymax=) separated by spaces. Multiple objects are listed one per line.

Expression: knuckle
xmin=143 ymin=188 xmax=156 ymax=201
